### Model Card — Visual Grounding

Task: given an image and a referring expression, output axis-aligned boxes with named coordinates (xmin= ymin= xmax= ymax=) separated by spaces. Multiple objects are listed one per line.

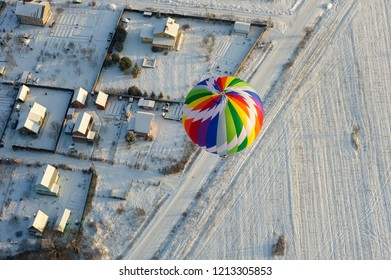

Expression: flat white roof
xmin=138 ymin=98 xmax=155 ymax=108
xmin=73 ymin=112 xmax=92 ymax=134
xmin=15 ymin=1 xmax=50 ymax=19
xmin=134 ymin=111 xmax=155 ymax=135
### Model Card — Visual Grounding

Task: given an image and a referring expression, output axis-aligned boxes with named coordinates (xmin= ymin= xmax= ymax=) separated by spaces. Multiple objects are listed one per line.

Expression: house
xmin=55 ymin=208 xmax=71 ymax=233
xmin=140 ymin=17 xmax=181 ymax=50
xmin=15 ymin=0 xmax=52 ymax=27
xmin=28 ymin=210 xmax=49 ymax=236
xmin=234 ymin=21 xmax=251 ymax=34
xmin=137 ymin=98 xmax=155 ymax=110
xmin=17 ymin=102 xmax=47 ymax=134
xmin=129 ymin=111 xmax=155 ymax=137
xmin=16 ymin=85 xmax=30 ymax=102
xmin=72 ymin=112 xmax=95 ymax=142
xmin=34 ymin=164 xmax=60 ymax=196
xmin=95 ymin=91 xmax=108 ymax=110
xmin=71 ymin=87 xmax=88 ymax=108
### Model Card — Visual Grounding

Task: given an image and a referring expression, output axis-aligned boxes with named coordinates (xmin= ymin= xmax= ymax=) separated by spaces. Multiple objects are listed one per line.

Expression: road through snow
xmin=123 ymin=0 xmax=322 ymax=259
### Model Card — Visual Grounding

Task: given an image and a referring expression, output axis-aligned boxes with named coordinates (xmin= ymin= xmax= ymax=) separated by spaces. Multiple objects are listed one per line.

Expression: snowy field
xmin=0 ymin=162 xmax=91 ymax=258
xmin=156 ymin=0 xmax=391 ymax=260
xmin=2 ymin=86 xmax=72 ymax=152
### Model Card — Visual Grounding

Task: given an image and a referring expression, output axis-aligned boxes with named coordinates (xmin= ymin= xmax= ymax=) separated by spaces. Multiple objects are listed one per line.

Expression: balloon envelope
xmin=182 ymin=76 xmax=264 ymax=156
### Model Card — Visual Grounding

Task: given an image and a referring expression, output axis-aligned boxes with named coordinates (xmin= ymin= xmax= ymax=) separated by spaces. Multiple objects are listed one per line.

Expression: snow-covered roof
xmin=17 ymin=85 xmax=30 ymax=102
xmin=153 ymin=17 xmax=179 ymax=38
xmin=16 ymin=102 xmax=46 ymax=133
xmin=71 ymin=87 xmax=88 ymax=106
xmin=73 ymin=112 xmax=92 ymax=135
xmin=29 ymin=210 xmax=49 ymax=233
xmin=134 ymin=111 xmax=155 ymax=135
xmin=138 ymin=98 xmax=155 ymax=109
xmin=234 ymin=21 xmax=251 ymax=34
xmin=15 ymin=1 xmax=50 ymax=19
xmin=140 ymin=24 xmax=154 ymax=40
xmin=95 ymin=91 xmax=108 ymax=107
xmin=153 ymin=36 xmax=176 ymax=48
xmin=55 ymin=208 xmax=71 ymax=233
xmin=35 ymin=164 xmax=57 ymax=188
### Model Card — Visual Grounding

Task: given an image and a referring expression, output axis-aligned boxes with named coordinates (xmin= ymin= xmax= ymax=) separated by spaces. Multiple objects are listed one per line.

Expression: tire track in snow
xmin=161 ymin=0 xmax=358 ymax=259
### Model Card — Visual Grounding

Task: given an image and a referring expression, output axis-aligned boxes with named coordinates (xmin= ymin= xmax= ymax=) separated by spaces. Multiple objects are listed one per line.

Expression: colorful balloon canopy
xmin=182 ymin=76 xmax=264 ymax=156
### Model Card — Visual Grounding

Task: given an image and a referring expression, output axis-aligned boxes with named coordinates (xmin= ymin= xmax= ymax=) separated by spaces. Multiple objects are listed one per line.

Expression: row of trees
xmin=127 ymin=86 xmax=169 ymax=99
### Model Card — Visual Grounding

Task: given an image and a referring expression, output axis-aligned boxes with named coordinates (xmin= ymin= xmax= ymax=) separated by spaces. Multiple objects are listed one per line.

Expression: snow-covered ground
xmin=1 ymin=0 xmax=390 ymax=261
xmin=0 ymin=162 xmax=91 ymax=258
xmin=157 ymin=0 xmax=391 ymax=259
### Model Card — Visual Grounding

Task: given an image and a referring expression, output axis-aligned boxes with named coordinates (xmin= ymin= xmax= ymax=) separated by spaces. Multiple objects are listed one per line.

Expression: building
xmin=137 ymin=98 xmax=155 ymax=110
xmin=66 ymin=108 xmax=75 ymax=119
xmin=234 ymin=21 xmax=251 ymax=34
xmin=28 ymin=210 xmax=49 ymax=236
xmin=0 ymin=66 xmax=6 ymax=76
xmin=15 ymin=0 xmax=51 ymax=27
xmin=141 ymin=17 xmax=181 ymax=50
xmin=16 ymin=102 xmax=47 ymax=134
xmin=129 ymin=111 xmax=155 ymax=137
xmin=16 ymin=85 xmax=30 ymax=102
xmin=34 ymin=164 xmax=60 ymax=196
xmin=55 ymin=208 xmax=71 ymax=233
xmin=71 ymin=87 xmax=88 ymax=108
xmin=72 ymin=112 xmax=95 ymax=142
xmin=95 ymin=91 xmax=108 ymax=110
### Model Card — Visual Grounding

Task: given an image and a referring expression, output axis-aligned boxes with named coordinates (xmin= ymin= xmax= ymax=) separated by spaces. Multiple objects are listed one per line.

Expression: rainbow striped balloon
xmin=182 ymin=76 xmax=264 ymax=156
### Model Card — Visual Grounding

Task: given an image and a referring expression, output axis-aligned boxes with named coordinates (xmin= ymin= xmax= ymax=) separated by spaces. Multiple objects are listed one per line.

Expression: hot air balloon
xmin=182 ymin=76 xmax=264 ymax=157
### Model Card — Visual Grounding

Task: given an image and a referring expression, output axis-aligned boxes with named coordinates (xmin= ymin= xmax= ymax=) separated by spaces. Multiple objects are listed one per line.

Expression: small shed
xmin=0 ymin=66 xmax=6 ymax=76
xmin=95 ymin=91 xmax=108 ymax=110
xmin=28 ymin=210 xmax=49 ymax=236
xmin=55 ymin=208 xmax=71 ymax=233
xmin=71 ymin=87 xmax=88 ymax=108
xmin=142 ymin=58 xmax=157 ymax=68
xmin=133 ymin=111 xmax=155 ymax=137
xmin=234 ymin=21 xmax=251 ymax=34
xmin=16 ymin=85 xmax=30 ymax=102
